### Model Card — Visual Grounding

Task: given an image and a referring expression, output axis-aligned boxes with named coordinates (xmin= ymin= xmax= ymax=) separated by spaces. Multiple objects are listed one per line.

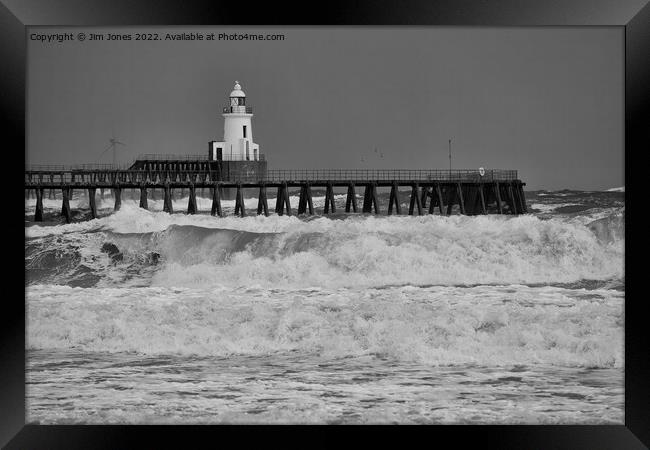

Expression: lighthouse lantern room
xmin=209 ymin=81 xmax=261 ymax=161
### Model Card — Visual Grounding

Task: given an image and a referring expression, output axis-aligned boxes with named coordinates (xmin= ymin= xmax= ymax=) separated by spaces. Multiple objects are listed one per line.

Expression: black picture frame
xmin=2 ymin=0 xmax=647 ymax=448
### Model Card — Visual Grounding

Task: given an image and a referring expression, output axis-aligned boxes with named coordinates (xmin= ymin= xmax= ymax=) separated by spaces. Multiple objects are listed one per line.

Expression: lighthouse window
xmin=243 ymin=125 xmax=247 ymax=138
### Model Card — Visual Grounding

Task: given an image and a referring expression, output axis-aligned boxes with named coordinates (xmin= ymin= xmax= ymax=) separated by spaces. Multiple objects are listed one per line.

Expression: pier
xmin=25 ymin=168 xmax=527 ymax=223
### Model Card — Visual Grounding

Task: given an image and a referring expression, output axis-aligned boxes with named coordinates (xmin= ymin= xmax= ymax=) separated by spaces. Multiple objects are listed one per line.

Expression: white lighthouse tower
xmin=209 ymin=81 xmax=261 ymax=161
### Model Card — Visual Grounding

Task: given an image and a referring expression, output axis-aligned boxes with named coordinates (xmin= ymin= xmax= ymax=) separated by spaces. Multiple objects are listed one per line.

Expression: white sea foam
xmin=26 ymin=283 xmax=623 ymax=368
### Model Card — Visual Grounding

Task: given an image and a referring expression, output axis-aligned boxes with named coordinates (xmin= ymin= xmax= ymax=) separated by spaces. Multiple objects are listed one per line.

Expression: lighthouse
xmin=209 ymin=81 xmax=261 ymax=161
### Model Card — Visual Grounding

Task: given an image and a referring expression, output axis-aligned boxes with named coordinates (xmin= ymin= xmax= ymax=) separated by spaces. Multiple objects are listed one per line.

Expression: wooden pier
xmin=25 ymin=168 xmax=527 ymax=223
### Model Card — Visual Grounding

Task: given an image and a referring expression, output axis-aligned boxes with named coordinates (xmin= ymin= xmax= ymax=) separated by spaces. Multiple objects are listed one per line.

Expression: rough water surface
xmin=25 ymin=188 xmax=624 ymax=424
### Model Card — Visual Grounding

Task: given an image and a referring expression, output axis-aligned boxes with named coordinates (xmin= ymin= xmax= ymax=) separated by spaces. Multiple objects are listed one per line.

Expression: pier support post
xmin=35 ymin=188 xmax=44 ymax=222
xmin=409 ymin=183 xmax=423 ymax=215
xmin=371 ymin=182 xmax=380 ymax=214
xmin=457 ymin=183 xmax=466 ymax=215
xmin=257 ymin=184 xmax=269 ymax=216
xmin=298 ymin=183 xmax=312 ymax=215
xmin=61 ymin=187 xmax=71 ymax=223
xmin=362 ymin=184 xmax=371 ymax=213
xmin=507 ymin=183 xmax=518 ymax=215
xmin=235 ymin=184 xmax=246 ymax=217
xmin=494 ymin=182 xmax=503 ymax=214
xmin=324 ymin=182 xmax=336 ymax=214
xmin=283 ymin=182 xmax=292 ymax=216
xmin=48 ymin=189 xmax=55 ymax=200
xmin=518 ymin=183 xmax=527 ymax=213
xmin=388 ymin=181 xmax=401 ymax=215
xmin=464 ymin=186 xmax=477 ymax=215
xmin=163 ymin=185 xmax=173 ymax=214
xmin=421 ymin=186 xmax=429 ymax=209
xmin=114 ymin=187 xmax=122 ymax=211
xmin=211 ymin=184 xmax=223 ymax=217
xmin=187 ymin=185 xmax=197 ymax=214
xmin=306 ymin=183 xmax=314 ymax=215
xmin=363 ymin=182 xmax=380 ymax=214
xmin=345 ymin=183 xmax=357 ymax=213
xmin=435 ymin=183 xmax=445 ymax=215
xmin=478 ymin=183 xmax=487 ymax=214
xmin=275 ymin=185 xmax=284 ymax=215
xmin=428 ymin=185 xmax=437 ymax=215
xmin=139 ymin=186 xmax=148 ymax=210
xmin=297 ymin=184 xmax=305 ymax=214
xmin=88 ymin=188 xmax=98 ymax=219
xmin=446 ymin=186 xmax=455 ymax=216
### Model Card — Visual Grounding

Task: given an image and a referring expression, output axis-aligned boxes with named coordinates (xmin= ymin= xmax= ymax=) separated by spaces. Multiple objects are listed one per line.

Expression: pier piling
xmin=362 ymin=182 xmax=380 ymax=214
xmin=35 ymin=188 xmax=44 ymax=222
xmin=88 ymin=188 xmax=97 ymax=219
xmin=275 ymin=185 xmax=284 ymax=214
xmin=257 ymin=184 xmax=269 ymax=216
xmin=428 ymin=186 xmax=437 ymax=215
xmin=434 ymin=184 xmax=445 ymax=215
xmin=409 ymin=183 xmax=423 ymax=215
xmin=163 ymin=185 xmax=173 ymax=214
xmin=388 ymin=181 xmax=402 ymax=215
xmin=187 ymin=185 xmax=197 ymax=214
xmin=457 ymin=183 xmax=466 ymax=214
xmin=61 ymin=188 xmax=71 ymax=223
xmin=345 ymin=183 xmax=357 ymax=213
xmin=114 ymin=187 xmax=122 ymax=211
xmin=211 ymin=184 xmax=223 ymax=217
xmin=139 ymin=186 xmax=148 ymax=210
xmin=297 ymin=183 xmax=313 ymax=215
xmin=494 ymin=182 xmax=503 ymax=214
xmin=324 ymin=182 xmax=336 ymax=214
xmin=234 ymin=184 xmax=246 ymax=217
xmin=298 ymin=185 xmax=306 ymax=214
xmin=507 ymin=183 xmax=517 ymax=215
xmin=518 ymin=183 xmax=527 ymax=213
xmin=283 ymin=182 xmax=292 ymax=216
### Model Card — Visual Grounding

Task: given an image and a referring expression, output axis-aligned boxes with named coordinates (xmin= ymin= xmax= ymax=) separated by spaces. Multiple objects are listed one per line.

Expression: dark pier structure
xmin=25 ymin=164 xmax=527 ymax=223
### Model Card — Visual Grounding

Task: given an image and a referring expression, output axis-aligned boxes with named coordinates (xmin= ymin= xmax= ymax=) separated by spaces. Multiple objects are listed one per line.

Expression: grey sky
xmin=27 ymin=27 xmax=623 ymax=190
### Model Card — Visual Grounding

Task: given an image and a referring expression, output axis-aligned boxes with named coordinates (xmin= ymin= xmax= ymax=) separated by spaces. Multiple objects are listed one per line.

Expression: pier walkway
xmin=25 ymin=168 xmax=527 ymax=222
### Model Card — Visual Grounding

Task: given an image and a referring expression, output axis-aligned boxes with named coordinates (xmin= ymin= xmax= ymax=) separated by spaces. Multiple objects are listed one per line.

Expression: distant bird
xmin=99 ymin=134 xmax=126 ymax=166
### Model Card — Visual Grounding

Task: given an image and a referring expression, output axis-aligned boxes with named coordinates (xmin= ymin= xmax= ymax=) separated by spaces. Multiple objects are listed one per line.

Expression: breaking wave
xmin=25 ymin=205 xmax=624 ymax=289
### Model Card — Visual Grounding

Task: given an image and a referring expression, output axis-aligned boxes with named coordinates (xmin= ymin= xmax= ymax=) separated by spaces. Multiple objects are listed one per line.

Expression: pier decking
xmin=25 ymin=168 xmax=527 ymax=222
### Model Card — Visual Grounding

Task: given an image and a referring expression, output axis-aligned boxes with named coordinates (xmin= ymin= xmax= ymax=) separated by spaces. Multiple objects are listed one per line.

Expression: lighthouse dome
xmin=229 ymin=81 xmax=246 ymax=97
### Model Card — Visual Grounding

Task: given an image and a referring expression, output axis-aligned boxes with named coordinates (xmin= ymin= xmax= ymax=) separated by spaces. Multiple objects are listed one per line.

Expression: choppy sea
xmin=25 ymin=187 xmax=625 ymax=424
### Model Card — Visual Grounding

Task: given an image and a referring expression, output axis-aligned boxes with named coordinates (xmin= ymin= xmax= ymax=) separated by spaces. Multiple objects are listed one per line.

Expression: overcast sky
xmin=27 ymin=26 xmax=623 ymax=190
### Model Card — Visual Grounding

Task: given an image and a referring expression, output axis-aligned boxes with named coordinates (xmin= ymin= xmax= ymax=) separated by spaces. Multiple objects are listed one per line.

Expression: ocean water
xmin=25 ymin=187 xmax=625 ymax=424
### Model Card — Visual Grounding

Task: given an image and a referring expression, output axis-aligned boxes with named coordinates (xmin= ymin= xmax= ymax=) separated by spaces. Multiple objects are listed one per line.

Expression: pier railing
xmin=246 ymin=169 xmax=517 ymax=182
xmin=25 ymin=168 xmax=518 ymax=185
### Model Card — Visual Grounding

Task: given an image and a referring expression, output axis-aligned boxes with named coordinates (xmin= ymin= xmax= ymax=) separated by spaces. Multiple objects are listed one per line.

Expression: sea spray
xmin=26 ymin=208 xmax=623 ymax=289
